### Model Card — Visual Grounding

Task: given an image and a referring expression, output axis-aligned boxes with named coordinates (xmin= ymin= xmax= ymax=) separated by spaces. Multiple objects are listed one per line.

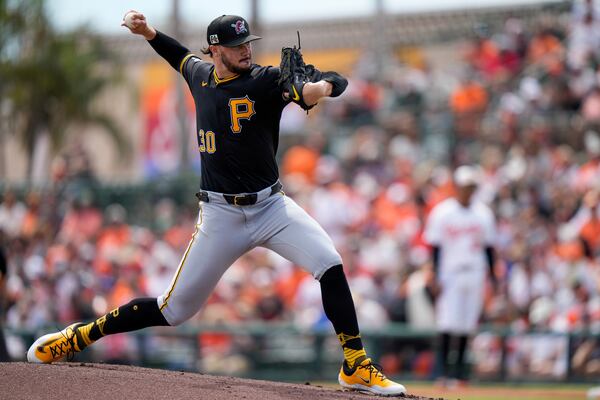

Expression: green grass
xmin=317 ymin=381 xmax=594 ymax=400
xmin=404 ymin=382 xmax=593 ymax=400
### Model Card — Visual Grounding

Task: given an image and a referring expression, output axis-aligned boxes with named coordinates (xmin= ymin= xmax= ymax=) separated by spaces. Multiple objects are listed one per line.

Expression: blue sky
xmin=46 ymin=0 xmax=560 ymax=34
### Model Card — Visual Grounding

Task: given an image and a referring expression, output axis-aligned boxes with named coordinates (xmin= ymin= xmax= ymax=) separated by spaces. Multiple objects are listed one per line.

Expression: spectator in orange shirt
xmin=528 ymin=29 xmax=563 ymax=61
xmin=21 ymin=192 xmax=43 ymax=239
xmin=527 ymin=29 xmax=564 ymax=75
xmin=281 ymin=131 xmax=326 ymax=184
xmin=580 ymin=190 xmax=600 ymax=257
xmin=372 ymin=183 xmax=418 ymax=233
xmin=450 ymin=76 xmax=489 ymax=139
xmin=59 ymin=197 xmax=103 ymax=245
xmin=281 ymin=145 xmax=320 ymax=183
xmin=450 ymin=77 xmax=489 ymax=115
xmin=95 ymin=204 xmax=131 ymax=274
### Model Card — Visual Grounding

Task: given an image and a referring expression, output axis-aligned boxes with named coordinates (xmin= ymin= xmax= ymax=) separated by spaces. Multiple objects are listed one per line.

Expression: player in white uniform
xmin=424 ymin=165 xmax=496 ymax=385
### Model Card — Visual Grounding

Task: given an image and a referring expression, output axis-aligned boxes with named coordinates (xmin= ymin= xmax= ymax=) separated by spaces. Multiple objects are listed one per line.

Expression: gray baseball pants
xmin=157 ymin=184 xmax=342 ymax=325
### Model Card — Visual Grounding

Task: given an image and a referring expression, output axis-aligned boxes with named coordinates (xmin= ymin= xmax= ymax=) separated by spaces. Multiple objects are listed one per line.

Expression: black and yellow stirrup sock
xmin=338 ymin=332 xmax=367 ymax=367
xmin=78 ymin=297 xmax=170 ymax=345
xmin=320 ymin=264 xmax=367 ymax=368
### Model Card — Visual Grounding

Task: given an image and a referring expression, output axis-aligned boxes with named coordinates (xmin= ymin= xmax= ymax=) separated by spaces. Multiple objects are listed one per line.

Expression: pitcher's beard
xmin=222 ymin=53 xmax=251 ymax=74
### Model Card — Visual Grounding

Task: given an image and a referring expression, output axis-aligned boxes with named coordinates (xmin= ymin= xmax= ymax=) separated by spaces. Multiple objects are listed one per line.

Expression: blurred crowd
xmin=2 ymin=0 xmax=600 ymax=380
xmin=281 ymin=0 xmax=600 ymax=338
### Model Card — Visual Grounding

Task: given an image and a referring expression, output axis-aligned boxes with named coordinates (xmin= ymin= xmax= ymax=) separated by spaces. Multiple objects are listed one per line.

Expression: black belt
xmin=196 ymin=182 xmax=283 ymax=206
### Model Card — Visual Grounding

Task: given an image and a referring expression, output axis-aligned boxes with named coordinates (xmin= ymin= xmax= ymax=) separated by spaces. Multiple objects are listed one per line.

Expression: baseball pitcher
xmin=27 ymin=11 xmax=406 ymax=396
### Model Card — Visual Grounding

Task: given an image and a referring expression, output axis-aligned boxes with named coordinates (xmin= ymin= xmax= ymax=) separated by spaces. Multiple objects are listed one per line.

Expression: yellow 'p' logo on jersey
xmin=229 ymin=96 xmax=255 ymax=133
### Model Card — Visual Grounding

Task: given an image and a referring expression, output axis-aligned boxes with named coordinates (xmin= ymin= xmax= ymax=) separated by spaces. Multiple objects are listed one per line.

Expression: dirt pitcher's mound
xmin=0 ymin=362 xmax=442 ymax=400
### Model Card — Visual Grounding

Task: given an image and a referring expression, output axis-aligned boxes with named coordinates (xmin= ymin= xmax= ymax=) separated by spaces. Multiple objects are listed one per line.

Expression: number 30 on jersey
xmin=197 ymin=96 xmax=256 ymax=154
xmin=198 ymin=129 xmax=216 ymax=153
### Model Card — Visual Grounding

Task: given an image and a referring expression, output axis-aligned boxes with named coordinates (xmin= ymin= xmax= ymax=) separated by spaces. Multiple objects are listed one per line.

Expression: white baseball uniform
xmin=424 ymin=198 xmax=496 ymax=334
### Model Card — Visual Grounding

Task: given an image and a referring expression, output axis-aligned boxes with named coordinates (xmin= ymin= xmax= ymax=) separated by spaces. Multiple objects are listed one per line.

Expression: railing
xmin=8 ymin=322 xmax=600 ymax=383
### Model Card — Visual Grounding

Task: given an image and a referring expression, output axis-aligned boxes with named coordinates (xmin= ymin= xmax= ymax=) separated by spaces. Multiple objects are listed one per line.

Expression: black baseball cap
xmin=206 ymin=15 xmax=261 ymax=47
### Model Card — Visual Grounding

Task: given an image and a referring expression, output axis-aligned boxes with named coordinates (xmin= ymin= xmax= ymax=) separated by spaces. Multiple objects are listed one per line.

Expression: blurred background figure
xmin=0 ymin=191 xmax=26 ymax=240
xmin=424 ymin=166 xmax=496 ymax=386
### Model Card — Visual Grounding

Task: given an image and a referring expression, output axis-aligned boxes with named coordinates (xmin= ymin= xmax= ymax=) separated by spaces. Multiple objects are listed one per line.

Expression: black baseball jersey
xmin=180 ymin=55 xmax=287 ymax=193
xmin=149 ymin=32 xmax=304 ymax=194
xmin=147 ymin=30 xmax=339 ymax=194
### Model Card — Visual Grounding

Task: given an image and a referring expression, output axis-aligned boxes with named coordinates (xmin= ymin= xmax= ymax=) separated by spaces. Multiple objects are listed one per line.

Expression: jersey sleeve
xmin=147 ymin=30 xmax=190 ymax=71
xmin=179 ymin=54 xmax=207 ymax=88
xmin=147 ymin=30 xmax=209 ymax=89
xmin=254 ymin=64 xmax=346 ymax=105
xmin=306 ymin=67 xmax=348 ymax=97
xmin=253 ymin=65 xmax=289 ymax=106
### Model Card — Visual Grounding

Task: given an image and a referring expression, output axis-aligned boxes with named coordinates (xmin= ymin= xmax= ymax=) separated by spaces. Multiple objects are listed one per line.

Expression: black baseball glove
xmin=278 ymin=43 xmax=318 ymax=110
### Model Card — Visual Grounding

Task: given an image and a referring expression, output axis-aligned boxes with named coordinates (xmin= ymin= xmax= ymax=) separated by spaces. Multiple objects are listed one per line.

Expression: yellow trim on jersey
xmin=160 ymin=223 xmax=201 ymax=311
xmin=213 ymin=70 xmax=239 ymax=85
xmin=179 ymin=53 xmax=195 ymax=75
